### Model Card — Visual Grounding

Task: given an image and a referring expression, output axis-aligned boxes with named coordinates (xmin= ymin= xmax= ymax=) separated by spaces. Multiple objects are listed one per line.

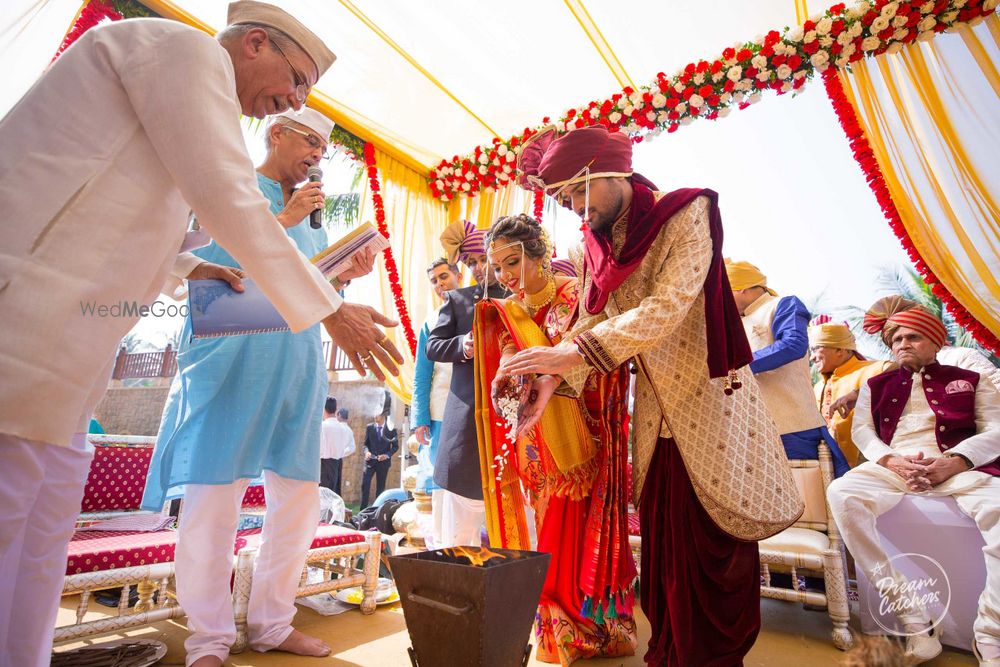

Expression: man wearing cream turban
xmin=0 ymin=2 xmax=406 ymax=664
xmin=500 ymin=125 xmax=802 ymax=666
xmin=726 ymin=260 xmax=848 ymax=477
xmin=810 ymin=319 xmax=896 ymax=467
xmin=426 ymin=221 xmax=507 ymax=547
xmin=827 ymin=297 xmax=1000 ymax=664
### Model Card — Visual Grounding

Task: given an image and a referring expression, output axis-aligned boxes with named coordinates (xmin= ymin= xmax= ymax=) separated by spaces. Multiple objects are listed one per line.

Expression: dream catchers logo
xmin=867 ymin=552 xmax=951 ymax=637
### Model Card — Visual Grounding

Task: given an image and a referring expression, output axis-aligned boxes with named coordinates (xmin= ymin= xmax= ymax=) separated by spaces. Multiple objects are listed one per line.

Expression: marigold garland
xmin=821 ymin=68 xmax=999 ymax=354
xmin=363 ymin=142 xmax=419 ymax=358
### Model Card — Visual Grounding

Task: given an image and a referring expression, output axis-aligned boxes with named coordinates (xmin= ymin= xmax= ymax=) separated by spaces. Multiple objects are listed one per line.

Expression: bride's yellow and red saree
xmin=473 ymin=281 xmax=637 ymax=665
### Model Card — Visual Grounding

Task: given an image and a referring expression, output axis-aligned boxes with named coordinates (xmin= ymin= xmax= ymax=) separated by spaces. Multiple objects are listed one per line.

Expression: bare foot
xmin=189 ymin=656 xmax=224 ymax=667
xmin=273 ymin=629 xmax=331 ymax=657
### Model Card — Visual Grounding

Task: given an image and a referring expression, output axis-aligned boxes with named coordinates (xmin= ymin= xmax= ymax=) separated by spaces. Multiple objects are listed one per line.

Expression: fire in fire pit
xmin=390 ymin=546 xmax=550 ymax=667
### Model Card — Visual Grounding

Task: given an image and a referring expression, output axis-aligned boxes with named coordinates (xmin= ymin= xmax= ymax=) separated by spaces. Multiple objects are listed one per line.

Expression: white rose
xmin=751 ymin=54 xmax=768 ymax=69
xmin=893 ymin=14 xmax=909 ymax=27
xmin=757 ymin=69 xmax=771 ymax=81
xmin=727 ymin=65 xmax=743 ymax=81
xmin=892 ymin=27 xmax=910 ymax=41
xmin=478 ymin=153 xmax=488 ymax=164
xmin=841 ymin=43 xmax=857 ymax=57
xmin=917 ymin=16 xmax=936 ymax=32
xmin=738 ymin=79 xmax=754 ymax=91
xmin=719 ymin=107 xmax=731 ymax=118
xmin=461 ymin=182 xmax=471 ymax=191
xmin=862 ymin=36 xmax=882 ymax=51
xmin=777 ymin=64 xmax=793 ymax=79
xmin=849 ymin=21 xmax=864 ymax=37
xmin=680 ymin=117 xmax=694 ymax=126
xmin=616 ymin=97 xmax=628 ymax=109
xmin=808 ymin=12 xmax=824 ymax=22
xmin=749 ymin=92 xmax=762 ymax=104
xmin=886 ymin=42 xmax=904 ymax=55
xmin=953 ymin=0 xmax=967 ymax=7
xmin=435 ymin=179 xmax=444 ymax=189
xmin=794 ymin=69 xmax=807 ymax=79
xmin=674 ymin=82 xmax=685 ymax=93
xmin=646 ymin=110 xmax=657 ymax=121
xmin=835 ymin=31 xmax=850 ymax=45
xmin=608 ymin=111 xmax=622 ymax=124
xmin=753 ymin=33 xmax=766 ymax=45
xmin=810 ymin=51 xmax=830 ymax=69
xmin=478 ymin=165 xmax=487 ymax=175
xmin=820 ymin=36 xmax=834 ymax=47
xmin=623 ymin=104 xmax=634 ymax=116
xmin=502 ymin=164 xmax=512 ymax=173
xmin=688 ymin=94 xmax=705 ymax=108
xmin=787 ymin=26 xmax=805 ymax=42
xmin=712 ymin=71 xmax=724 ymax=83
xmin=880 ymin=2 xmax=898 ymax=19
xmin=720 ymin=92 xmax=732 ymax=104
xmin=816 ymin=17 xmax=834 ymax=35
xmin=497 ymin=144 xmax=508 ymax=156
xmin=941 ymin=10 xmax=960 ymax=22
xmin=848 ymin=1 xmax=868 ymax=19
xmin=652 ymin=93 xmax=667 ymax=108
xmin=506 ymin=151 xmax=517 ymax=163
xmin=804 ymin=30 xmax=817 ymax=43
xmin=657 ymin=111 xmax=669 ymax=122
xmin=917 ymin=30 xmax=935 ymax=41
xmin=630 ymin=91 xmax=644 ymax=105
xmin=675 ymin=102 xmax=687 ymax=114
xmin=871 ymin=15 xmax=890 ymax=32
xmin=781 ymin=80 xmax=794 ymax=93
xmin=919 ymin=0 xmax=934 ymax=13
xmin=693 ymin=73 xmax=706 ymax=85
xmin=484 ymin=186 xmax=496 ymax=194
xmin=625 ymin=123 xmax=639 ymax=133
xmin=835 ymin=55 xmax=851 ymax=67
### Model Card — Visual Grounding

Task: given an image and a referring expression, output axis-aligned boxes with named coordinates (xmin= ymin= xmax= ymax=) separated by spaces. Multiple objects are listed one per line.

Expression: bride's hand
xmin=516 ymin=375 xmax=559 ymax=436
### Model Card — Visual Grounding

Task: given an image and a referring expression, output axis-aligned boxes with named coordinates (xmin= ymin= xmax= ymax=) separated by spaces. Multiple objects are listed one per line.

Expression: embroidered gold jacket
xmin=558 ymin=195 xmax=803 ymax=541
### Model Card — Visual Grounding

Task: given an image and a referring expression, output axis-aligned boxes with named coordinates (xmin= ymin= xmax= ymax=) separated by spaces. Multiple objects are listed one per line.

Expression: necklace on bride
xmin=522 ymin=277 xmax=556 ymax=315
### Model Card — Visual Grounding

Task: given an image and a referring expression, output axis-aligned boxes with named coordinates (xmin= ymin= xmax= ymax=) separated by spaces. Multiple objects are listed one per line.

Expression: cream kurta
xmin=559 ymin=195 xmax=802 ymax=541
xmin=0 ymin=19 xmax=342 ymax=447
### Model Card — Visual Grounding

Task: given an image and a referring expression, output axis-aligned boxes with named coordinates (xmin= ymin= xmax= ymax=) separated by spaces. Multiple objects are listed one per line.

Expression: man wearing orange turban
xmin=827 ymin=297 xmax=1000 ymax=663
xmin=501 ymin=125 xmax=802 ymax=666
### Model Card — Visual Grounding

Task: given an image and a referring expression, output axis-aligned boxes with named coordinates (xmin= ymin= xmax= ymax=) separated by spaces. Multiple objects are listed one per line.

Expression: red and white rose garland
xmin=428 ymin=0 xmax=997 ymax=202
xmin=363 ymin=142 xmax=419 ymax=358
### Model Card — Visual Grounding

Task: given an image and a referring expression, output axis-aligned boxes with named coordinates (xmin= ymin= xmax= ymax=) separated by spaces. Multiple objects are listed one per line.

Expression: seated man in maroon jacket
xmin=826 ymin=297 xmax=1000 ymax=666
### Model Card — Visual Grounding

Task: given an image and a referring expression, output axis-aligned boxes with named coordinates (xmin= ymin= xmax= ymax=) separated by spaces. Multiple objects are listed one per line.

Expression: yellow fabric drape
xmin=837 ymin=16 xmax=1000 ymax=340
xmin=794 ymin=0 xmax=810 ymax=26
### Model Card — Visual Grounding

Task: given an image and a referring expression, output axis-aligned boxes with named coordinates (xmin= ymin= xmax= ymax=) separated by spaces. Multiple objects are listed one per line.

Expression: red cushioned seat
xmin=65 ymin=524 xmax=365 ymax=575
xmin=80 ymin=445 xmax=154 ymax=513
xmin=241 ymin=485 xmax=267 ymax=508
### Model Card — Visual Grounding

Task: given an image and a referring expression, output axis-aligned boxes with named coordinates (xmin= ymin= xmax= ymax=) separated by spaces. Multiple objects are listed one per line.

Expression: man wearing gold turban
xmin=827 ymin=297 xmax=1000 ymax=664
xmin=499 ymin=125 xmax=802 ymax=665
xmin=810 ymin=319 xmax=896 ymax=467
xmin=726 ymin=260 xmax=848 ymax=477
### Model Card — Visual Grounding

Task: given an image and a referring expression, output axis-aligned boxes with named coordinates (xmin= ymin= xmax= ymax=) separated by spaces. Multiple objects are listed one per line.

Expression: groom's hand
xmin=323 ymin=303 xmax=404 ymax=380
xmin=501 ymin=344 xmax=583 ymax=376
xmin=516 ymin=374 xmax=560 ymax=436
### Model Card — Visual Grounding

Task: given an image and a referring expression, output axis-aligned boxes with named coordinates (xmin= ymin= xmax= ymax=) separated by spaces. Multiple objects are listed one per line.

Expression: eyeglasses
xmin=282 ymin=125 xmax=330 ymax=159
xmin=270 ymin=38 xmax=309 ymax=104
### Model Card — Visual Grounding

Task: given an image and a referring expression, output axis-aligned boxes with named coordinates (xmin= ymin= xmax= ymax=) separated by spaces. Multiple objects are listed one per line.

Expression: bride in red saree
xmin=473 ymin=214 xmax=636 ymax=665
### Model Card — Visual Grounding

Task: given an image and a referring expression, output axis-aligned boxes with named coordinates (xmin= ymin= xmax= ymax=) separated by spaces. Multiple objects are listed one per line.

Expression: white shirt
xmin=0 ymin=20 xmax=342 ymax=447
xmin=320 ymin=419 xmax=356 ymax=460
xmin=853 ymin=369 xmax=1000 ymax=483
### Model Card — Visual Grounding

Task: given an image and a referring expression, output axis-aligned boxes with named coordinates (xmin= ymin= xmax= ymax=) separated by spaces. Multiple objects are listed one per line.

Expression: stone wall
xmin=91 ymin=377 xmax=411 ymax=508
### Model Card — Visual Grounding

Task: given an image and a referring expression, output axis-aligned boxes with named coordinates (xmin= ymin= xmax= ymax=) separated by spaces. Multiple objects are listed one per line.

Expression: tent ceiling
xmin=159 ymin=0 xmax=800 ymax=168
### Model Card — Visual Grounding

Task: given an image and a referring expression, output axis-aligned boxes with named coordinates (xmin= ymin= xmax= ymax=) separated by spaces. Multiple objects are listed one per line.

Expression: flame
xmin=441 ymin=546 xmax=507 ymax=567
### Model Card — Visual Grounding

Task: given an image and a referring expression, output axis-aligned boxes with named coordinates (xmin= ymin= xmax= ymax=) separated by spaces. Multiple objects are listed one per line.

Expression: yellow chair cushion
xmin=791 ymin=465 xmax=828 ymax=525
xmin=759 ymin=527 xmax=830 ymax=555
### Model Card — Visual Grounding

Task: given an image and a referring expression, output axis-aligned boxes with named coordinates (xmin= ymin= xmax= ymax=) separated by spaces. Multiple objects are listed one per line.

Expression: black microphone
xmin=307 ymin=166 xmax=323 ymax=229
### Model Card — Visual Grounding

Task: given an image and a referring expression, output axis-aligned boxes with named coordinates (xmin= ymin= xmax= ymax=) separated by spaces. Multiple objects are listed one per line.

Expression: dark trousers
xmin=360 ymin=459 xmax=391 ymax=509
xmin=640 ymin=437 xmax=760 ymax=667
xmin=320 ymin=458 xmax=343 ymax=495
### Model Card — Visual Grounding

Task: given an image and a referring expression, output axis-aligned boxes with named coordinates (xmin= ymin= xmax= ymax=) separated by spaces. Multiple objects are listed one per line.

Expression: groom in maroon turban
xmin=502 ymin=125 xmax=802 ymax=666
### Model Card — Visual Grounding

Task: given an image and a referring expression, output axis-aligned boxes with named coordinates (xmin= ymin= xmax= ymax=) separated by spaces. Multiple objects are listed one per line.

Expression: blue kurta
xmin=412 ymin=320 xmax=442 ymax=493
xmin=141 ymin=174 xmax=328 ymax=510
xmin=753 ymin=296 xmax=850 ymax=477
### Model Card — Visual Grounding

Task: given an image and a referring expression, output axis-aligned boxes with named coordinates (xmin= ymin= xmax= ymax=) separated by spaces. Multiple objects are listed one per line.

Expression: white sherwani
xmin=0 ymin=19 xmax=342 ymax=448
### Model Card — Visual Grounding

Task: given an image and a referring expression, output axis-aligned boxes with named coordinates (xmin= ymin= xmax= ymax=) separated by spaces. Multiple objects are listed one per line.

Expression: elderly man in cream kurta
xmin=0 ymin=3 xmax=401 ymax=665
xmin=502 ymin=126 xmax=801 ymax=666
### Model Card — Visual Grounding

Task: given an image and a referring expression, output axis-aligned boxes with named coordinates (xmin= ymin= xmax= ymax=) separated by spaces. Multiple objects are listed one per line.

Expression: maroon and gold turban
xmin=863 ymin=296 xmax=947 ymax=348
xmin=440 ymin=220 xmax=486 ymax=265
xmin=516 ymin=125 xmax=633 ymax=195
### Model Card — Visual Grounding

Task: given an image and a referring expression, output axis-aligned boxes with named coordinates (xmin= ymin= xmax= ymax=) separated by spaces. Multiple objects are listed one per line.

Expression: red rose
xmin=829 ymin=3 xmax=846 ymax=14
xmin=668 ymin=110 xmax=680 ymax=120
xmin=667 ymin=124 xmax=679 ymax=133
xmin=787 ymin=54 xmax=803 ymax=69
xmin=566 ymin=108 xmax=576 ymax=118
xmin=737 ymin=48 xmax=753 ymax=61
xmin=772 ymin=54 xmax=787 ymax=66
xmin=745 ymin=66 xmax=758 ymax=78
xmin=690 ymin=106 xmax=700 ymax=116
xmin=600 ymin=100 xmax=613 ymax=114
xmin=863 ymin=10 xmax=877 ymax=26
xmin=830 ymin=19 xmax=846 ymax=36
xmin=804 ymin=20 xmax=816 ymax=31
xmin=679 ymin=71 xmax=692 ymax=83
xmin=755 ymin=78 xmax=769 ymax=89
xmin=831 ymin=42 xmax=843 ymax=54
xmin=510 ymin=137 xmax=520 ymax=147
xmin=793 ymin=77 xmax=806 ymax=89
xmin=684 ymin=62 xmax=696 ymax=74
xmin=622 ymin=86 xmax=634 ymax=95
xmin=658 ymin=79 xmax=671 ymax=93
xmin=642 ymin=91 xmax=653 ymax=103
xmin=711 ymin=60 xmax=724 ymax=73
xmin=765 ymin=30 xmax=782 ymax=46
xmin=706 ymin=94 xmax=720 ymax=106
xmin=739 ymin=101 xmax=751 ymax=110
xmin=723 ymin=80 xmax=736 ymax=92
xmin=933 ymin=0 xmax=949 ymax=12
xmin=682 ymin=85 xmax=695 ymax=99
xmin=699 ymin=84 xmax=714 ymax=97
xmin=803 ymin=41 xmax=820 ymax=54
xmin=574 ymin=118 xmax=585 ymax=128
xmin=907 ymin=12 xmax=921 ymax=26
xmin=666 ymin=96 xmax=680 ymax=108
xmin=696 ymin=60 xmax=710 ymax=73
xmin=706 ymin=111 xmax=719 ymax=120
xmin=878 ymin=26 xmax=893 ymax=40
xmin=723 ymin=47 xmax=736 ymax=60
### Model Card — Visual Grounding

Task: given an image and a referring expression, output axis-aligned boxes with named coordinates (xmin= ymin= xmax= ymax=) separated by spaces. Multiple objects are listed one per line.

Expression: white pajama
xmin=0 ymin=432 xmax=93 ymax=667
xmin=436 ymin=490 xmax=485 ymax=548
xmin=176 ymin=471 xmax=319 ymax=665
